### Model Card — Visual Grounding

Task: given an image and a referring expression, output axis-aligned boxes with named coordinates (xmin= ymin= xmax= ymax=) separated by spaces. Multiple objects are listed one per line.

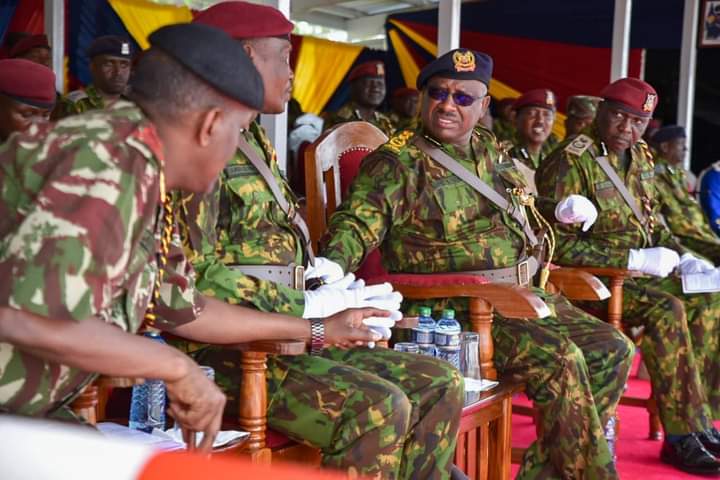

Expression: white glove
xmin=627 ymin=247 xmax=680 ymax=277
xmin=304 ymin=257 xmax=345 ymax=285
xmin=678 ymin=253 xmax=715 ymax=274
xmin=303 ymin=276 xmax=403 ymax=318
xmin=365 ymin=311 xmax=402 ymax=348
xmin=555 ymin=195 xmax=598 ymax=232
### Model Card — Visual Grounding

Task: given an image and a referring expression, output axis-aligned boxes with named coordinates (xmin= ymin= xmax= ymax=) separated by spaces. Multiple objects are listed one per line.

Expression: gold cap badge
xmin=453 ymin=50 xmax=475 ymax=73
xmin=643 ymin=93 xmax=656 ymax=112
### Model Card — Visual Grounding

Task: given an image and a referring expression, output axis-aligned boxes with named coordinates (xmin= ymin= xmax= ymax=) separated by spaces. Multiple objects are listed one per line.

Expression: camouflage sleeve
xmin=537 ymin=151 xmax=632 ymax=268
xmin=319 ymin=149 xmax=413 ymax=272
xmin=0 ymin=134 xmax=159 ymax=324
xmin=178 ymin=190 xmax=305 ymax=317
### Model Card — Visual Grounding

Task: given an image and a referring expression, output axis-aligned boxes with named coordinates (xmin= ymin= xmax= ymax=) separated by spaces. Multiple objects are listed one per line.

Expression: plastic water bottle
xmin=129 ymin=331 xmax=167 ymax=433
xmin=413 ymin=306 xmax=437 ymax=357
xmin=435 ymin=308 xmax=461 ymax=368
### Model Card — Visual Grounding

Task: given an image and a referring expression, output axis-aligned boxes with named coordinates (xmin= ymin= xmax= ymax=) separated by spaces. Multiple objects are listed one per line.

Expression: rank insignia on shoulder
xmin=564 ymin=134 xmax=593 ymax=156
xmin=65 ymin=90 xmax=89 ymax=102
xmin=498 ymin=139 xmax=514 ymax=152
xmin=385 ymin=129 xmax=414 ymax=153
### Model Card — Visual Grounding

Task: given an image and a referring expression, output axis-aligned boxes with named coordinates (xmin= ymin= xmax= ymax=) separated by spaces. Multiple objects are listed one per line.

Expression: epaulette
xmin=383 ymin=129 xmax=414 ymax=154
xmin=637 ymin=139 xmax=654 ymax=166
xmin=65 ymin=89 xmax=89 ymax=103
xmin=563 ymin=134 xmax=593 ymax=156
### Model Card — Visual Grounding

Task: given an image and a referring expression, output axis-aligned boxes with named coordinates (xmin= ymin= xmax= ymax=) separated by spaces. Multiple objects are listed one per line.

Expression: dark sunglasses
xmin=427 ymin=87 xmax=482 ymax=107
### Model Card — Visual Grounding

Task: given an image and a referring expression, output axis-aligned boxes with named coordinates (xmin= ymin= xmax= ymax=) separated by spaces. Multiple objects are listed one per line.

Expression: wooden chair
xmin=305 ymin=121 xmax=603 ymax=479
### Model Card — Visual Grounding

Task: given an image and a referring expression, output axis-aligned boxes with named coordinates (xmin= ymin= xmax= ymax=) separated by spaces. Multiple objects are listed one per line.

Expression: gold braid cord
xmin=143 ymin=170 xmax=174 ymax=328
xmin=509 ymin=188 xmax=556 ymax=291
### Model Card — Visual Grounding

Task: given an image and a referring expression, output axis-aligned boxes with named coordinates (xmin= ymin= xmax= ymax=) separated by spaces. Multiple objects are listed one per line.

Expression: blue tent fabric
xmin=388 ymin=0 xmax=683 ymax=49
xmin=68 ymin=0 xmax=139 ymax=88
xmin=0 ymin=0 xmax=20 ymax=46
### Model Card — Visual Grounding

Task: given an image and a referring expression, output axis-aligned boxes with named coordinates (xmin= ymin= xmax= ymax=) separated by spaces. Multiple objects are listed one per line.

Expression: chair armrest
xmin=371 ymin=273 xmax=548 ymax=319
xmin=228 ymin=339 xmax=307 ymax=355
xmin=548 ymin=268 xmax=611 ymax=301
xmin=569 ymin=266 xmax=644 ymax=279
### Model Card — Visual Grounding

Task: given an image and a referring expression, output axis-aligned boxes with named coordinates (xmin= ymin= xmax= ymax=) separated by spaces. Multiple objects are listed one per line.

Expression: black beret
xmin=652 ymin=125 xmax=686 ymax=144
xmin=417 ymin=49 xmax=493 ymax=90
xmin=148 ymin=23 xmax=264 ymax=110
xmin=87 ymin=35 xmax=133 ymax=59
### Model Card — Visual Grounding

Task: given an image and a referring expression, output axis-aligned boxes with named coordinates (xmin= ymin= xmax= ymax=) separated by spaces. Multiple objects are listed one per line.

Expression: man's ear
xmin=197 ymin=108 xmax=223 ymax=147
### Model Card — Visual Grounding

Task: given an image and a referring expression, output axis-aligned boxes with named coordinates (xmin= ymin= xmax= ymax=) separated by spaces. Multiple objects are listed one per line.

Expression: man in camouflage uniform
xmin=564 ymin=95 xmax=601 ymax=139
xmin=0 ymin=23 xmax=383 ymax=453
xmin=491 ymin=97 xmax=516 ymax=141
xmin=505 ymin=89 xmax=559 ymax=171
xmin=650 ymin=125 xmax=720 ymax=264
xmin=388 ymin=86 xmax=420 ymax=132
xmin=323 ymin=60 xmax=395 ymax=136
xmin=537 ymin=78 xmax=720 ymax=475
xmin=179 ymin=4 xmax=464 ymax=479
xmin=320 ymin=48 xmax=635 ymax=480
xmin=0 ymin=59 xmax=56 ymax=142
xmin=61 ymin=35 xmax=133 ymax=116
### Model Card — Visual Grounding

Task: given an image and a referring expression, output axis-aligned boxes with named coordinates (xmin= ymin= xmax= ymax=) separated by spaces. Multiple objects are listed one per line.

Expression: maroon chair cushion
xmin=355 ymin=249 xmax=387 ymax=281
xmin=338 ymin=147 xmax=373 ymax=197
xmin=265 ymin=429 xmax=296 ymax=449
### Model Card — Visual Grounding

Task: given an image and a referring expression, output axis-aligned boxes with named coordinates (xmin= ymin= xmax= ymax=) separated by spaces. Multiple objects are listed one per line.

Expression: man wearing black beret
xmin=321 ymin=48 xmax=634 ymax=479
xmin=61 ymin=35 xmax=133 ymax=116
xmin=651 ymin=126 xmax=720 ymax=263
xmin=0 ymin=22 xmax=385 ymax=452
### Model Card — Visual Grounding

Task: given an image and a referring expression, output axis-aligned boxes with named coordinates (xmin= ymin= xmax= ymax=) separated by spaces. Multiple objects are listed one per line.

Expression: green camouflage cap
xmin=566 ymin=95 xmax=601 ymax=118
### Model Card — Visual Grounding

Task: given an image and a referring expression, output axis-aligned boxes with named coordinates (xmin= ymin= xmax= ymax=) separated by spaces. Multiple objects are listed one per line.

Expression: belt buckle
xmin=293 ymin=264 xmax=305 ymax=290
xmin=517 ymin=260 xmax=530 ymax=287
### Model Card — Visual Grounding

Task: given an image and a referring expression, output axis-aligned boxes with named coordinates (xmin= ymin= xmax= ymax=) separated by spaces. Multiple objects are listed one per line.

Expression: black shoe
xmin=661 ymin=434 xmax=720 ymax=475
xmin=699 ymin=428 xmax=720 ymax=457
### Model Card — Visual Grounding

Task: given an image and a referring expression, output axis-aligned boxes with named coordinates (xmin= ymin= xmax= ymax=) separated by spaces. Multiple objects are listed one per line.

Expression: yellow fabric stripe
xmin=293 ymin=36 xmax=363 ymax=114
xmin=389 ymin=19 xmax=438 ymax=56
xmin=109 ymin=0 xmax=193 ymax=50
xmin=388 ymin=29 xmax=421 ymax=88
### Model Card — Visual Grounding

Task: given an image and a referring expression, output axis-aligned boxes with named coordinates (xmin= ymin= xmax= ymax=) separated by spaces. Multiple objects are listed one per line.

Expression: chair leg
xmin=70 ymin=383 xmax=99 ymax=425
xmin=648 ymin=389 xmax=663 ymax=440
xmin=238 ymin=351 xmax=270 ymax=460
xmin=488 ymin=394 xmax=512 ymax=480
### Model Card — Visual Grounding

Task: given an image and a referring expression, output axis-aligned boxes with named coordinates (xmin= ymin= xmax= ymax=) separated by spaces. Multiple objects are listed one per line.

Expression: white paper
xmin=464 ymin=377 xmax=499 ymax=392
xmin=682 ymin=270 xmax=720 ymax=294
xmin=97 ymin=422 xmax=184 ymax=451
xmin=159 ymin=426 xmax=250 ymax=449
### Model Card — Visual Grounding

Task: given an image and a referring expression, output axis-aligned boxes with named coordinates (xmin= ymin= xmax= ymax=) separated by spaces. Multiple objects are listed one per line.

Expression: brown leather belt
xmin=463 ymin=257 xmax=538 ymax=287
xmin=228 ymin=264 xmax=305 ymax=290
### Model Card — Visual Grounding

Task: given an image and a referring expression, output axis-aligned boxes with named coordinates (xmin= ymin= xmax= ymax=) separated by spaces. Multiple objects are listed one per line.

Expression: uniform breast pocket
xmin=432 ymin=177 xmax=491 ymax=239
xmin=223 ymin=172 xmax=278 ymax=229
xmin=593 ymin=183 xmax=629 ymax=231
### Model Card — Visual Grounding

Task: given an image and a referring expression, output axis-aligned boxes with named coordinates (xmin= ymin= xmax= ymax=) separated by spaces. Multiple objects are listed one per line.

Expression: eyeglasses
xmin=427 ymin=87 xmax=482 ymax=107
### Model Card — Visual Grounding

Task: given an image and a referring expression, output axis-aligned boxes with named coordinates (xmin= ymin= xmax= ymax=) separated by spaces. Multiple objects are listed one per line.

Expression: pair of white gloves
xmin=554 ymin=194 xmax=715 ymax=277
xmin=302 ymin=257 xmax=402 ymax=341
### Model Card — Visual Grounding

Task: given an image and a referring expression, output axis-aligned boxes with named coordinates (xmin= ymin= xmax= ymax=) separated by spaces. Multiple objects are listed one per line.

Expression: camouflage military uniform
xmin=324 ymin=101 xmax=395 ymax=136
xmin=320 ymin=126 xmax=634 ymax=480
xmin=60 ymin=84 xmax=106 ymax=117
xmin=0 ymin=101 xmax=202 ymax=420
xmin=505 ymin=133 xmax=560 ymax=170
xmin=176 ymin=121 xmax=464 ymax=480
xmin=388 ymin=111 xmax=420 ymax=133
xmin=492 ymin=117 xmax=516 ymax=142
xmin=537 ymin=127 xmax=720 ymax=435
xmin=653 ymin=155 xmax=720 ymax=264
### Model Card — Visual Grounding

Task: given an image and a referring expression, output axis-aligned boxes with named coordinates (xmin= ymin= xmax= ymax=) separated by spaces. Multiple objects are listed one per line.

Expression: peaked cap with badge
xmin=416 ymin=48 xmax=493 ymax=89
xmin=513 ymin=88 xmax=557 ymax=112
xmin=149 ymin=22 xmax=264 ymax=110
xmin=567 ymin=95 xmax=601 ymax=119
xmin=193 ymin=1 xmax=294 ymax=40
xmin=600 ymin=77 xmax=658 ymax=118
xmin=87 ymin=35 xmax=133 ymax=59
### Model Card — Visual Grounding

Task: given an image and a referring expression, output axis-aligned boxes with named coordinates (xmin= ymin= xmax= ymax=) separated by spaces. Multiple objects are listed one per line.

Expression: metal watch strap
xmin=309 ymin=318 xmax=325 ymax=355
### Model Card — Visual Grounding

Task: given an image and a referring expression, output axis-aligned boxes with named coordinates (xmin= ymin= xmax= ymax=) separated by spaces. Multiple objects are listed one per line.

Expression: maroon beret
xmin=0 ymin=59 xmax=56 ymax=108
xmin=392 ymin=87 xmax=419 ymax=99
xmin=348 ymin=61 xmax=385 ymax=82
xmin=193 ymin=1 xmax=293 ymax=40
xmin=513 ymin=88 xmax=557 ymax=111
xmin=9 ymin=34 xmax=50 ymax=58
xmin=600 ymin=78 xmax=658 ymax=118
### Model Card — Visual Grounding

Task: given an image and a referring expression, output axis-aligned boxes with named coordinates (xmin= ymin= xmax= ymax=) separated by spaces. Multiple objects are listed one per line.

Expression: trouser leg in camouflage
xmin=622 ymin=275 xmax=720 ymax=434
xmin=492 ymin=292 xmax=634 ymax=480
xmin=193 ymin=346 xmax=463 ymax=480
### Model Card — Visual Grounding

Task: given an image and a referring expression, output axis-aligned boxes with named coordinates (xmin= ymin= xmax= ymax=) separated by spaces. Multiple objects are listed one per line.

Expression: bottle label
xmin=435 ymin=331 xmax=460 ymax=347
xmin=412 ymin=328 xmax=434 ymax=344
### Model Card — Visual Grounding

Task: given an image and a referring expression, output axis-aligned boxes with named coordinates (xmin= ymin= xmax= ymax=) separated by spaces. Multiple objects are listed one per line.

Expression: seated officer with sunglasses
xmin=320 ymin=48 xmax=634 ymax=480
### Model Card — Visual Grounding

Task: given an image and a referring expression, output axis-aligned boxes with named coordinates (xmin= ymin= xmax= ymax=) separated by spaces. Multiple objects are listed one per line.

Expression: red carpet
xmin=510 ymin=353 xmax=719 ymax=479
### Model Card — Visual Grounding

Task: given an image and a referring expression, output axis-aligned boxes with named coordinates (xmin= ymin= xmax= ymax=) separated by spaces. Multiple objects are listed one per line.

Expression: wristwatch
xmin=309 ymin=318 xmax=325 ymax=355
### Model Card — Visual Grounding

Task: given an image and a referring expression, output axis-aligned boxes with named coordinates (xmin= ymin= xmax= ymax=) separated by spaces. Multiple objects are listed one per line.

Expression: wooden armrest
xmin=569 ymin=266 xmax=644 ymax=279
xmin=229 ymin=339 xmax=307 ymax=355
xmin=96 ymin=376 xmax=138 ymax=388
xmin=548 ymin=268 xmax=611 ymax=301
xmin=377 ymin=273 xmax=547 ymax=319
xmin=396 ymin=317 xmax=419 ymax=329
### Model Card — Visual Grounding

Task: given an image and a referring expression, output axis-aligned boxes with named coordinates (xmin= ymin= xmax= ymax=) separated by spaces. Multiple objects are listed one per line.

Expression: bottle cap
xmin=442 ymin=308 xmax=455 ymax=319
xmin=419 ymin=306 xmax=432 ymax=317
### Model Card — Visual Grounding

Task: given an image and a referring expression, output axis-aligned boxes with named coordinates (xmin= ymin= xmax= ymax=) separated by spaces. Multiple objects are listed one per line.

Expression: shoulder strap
xmin=594 ymin=155 xmax=647 ymax=229
xmin=414 ymin=136 xmax=538 ymax=247
xmin=236 ymin=137 xmax=315 ymax=263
